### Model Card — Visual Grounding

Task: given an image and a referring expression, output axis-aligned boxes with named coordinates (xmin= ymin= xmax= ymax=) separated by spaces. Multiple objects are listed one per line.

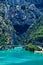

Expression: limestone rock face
xmin=0 ymin=0 xmax=43 ymax=46
xmin=25 ymin=0 xmax=43 ymax=9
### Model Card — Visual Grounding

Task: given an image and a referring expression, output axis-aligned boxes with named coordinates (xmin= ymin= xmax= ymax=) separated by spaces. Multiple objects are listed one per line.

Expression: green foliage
xmin=0 ymin=34 xmax=6 ymax=45
xmin=18 ymin=40 xmax=23 ymax=45
xmin=30 ymin=26 xmax=43 ymax=40
xmin=25 ymin=43 xmax=42 ymax=52
xmin=0 ymin=16 xmax=14 ymax=47
xmin=27 ymin=16 xmax=43 ymax=45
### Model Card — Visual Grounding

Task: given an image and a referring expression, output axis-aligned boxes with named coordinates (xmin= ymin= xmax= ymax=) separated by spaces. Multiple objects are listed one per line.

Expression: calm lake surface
xmin=0 ymin=47 xmax=43 ymax=65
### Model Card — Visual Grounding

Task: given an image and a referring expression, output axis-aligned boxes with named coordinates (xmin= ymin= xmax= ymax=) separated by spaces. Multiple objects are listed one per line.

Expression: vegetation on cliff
xmin=24 ymin=44 xmax=42 ymax=52
xmin=28 ymin=16 xmax=43 ymax=46
xmin=0 ymin=16 xmax=14 ymax=50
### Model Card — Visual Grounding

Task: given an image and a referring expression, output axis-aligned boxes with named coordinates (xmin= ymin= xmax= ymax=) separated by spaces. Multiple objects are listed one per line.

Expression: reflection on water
xmin=0 ymin=47 xmax=43 ymax=65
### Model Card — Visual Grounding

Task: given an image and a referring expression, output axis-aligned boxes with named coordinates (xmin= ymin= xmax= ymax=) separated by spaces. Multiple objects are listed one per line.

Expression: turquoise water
xmin=0 ymin=47 xmax=43 ymax=65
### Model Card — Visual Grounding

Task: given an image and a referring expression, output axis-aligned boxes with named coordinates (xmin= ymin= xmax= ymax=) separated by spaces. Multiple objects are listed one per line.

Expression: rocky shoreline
xmin=0 ymin=45 xmax=15 ymax=50
xmin=34 ymin=46 xmax=43 ymax=54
